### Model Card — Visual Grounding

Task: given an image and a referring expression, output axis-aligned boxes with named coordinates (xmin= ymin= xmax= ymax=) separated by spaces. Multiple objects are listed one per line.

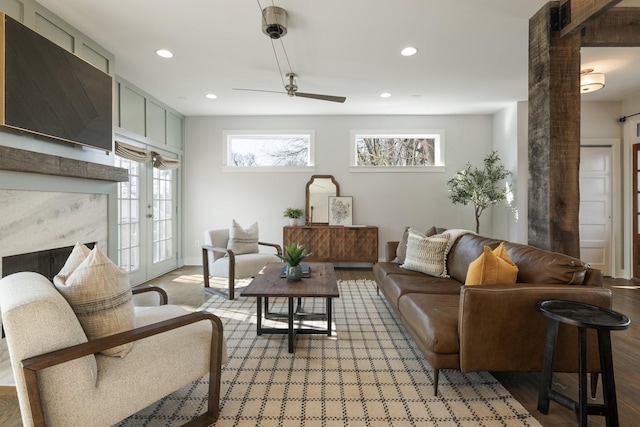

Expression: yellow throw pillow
xmin=465 ymin=242 xmax=518 ymax=285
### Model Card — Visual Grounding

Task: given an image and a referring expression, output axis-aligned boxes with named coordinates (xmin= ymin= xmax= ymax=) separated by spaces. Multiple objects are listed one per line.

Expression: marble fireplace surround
xmin=0 ymin=146 xmax=128 ymax=276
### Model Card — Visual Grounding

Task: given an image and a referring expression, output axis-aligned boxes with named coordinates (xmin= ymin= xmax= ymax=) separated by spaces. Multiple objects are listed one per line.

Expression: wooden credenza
xmin=283 ymin=225 xmax=378 ymax=263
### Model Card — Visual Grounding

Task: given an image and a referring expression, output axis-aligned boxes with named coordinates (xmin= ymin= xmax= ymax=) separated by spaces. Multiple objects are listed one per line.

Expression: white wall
xmin=183 ymin=115 xmax=493 ymax=264
xmin=492 ymin=103 xmax=519 ymax=242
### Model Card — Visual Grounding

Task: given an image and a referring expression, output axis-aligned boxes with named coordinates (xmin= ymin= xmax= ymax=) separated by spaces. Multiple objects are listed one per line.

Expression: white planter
xmin=289 ymin=218 xmax=299 ymax=226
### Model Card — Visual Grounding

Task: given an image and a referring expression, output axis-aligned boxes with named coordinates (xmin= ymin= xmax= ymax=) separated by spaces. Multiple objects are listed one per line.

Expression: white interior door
xmin=579 ymin=146 xmax=612 ymax=275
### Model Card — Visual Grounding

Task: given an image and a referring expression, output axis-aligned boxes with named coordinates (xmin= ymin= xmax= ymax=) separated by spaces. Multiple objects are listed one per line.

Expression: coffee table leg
xmin=288 ymin=297 xmax=295 ymax=353
xmin=256 ymin=297 xmax=263 ymax=336
xmin=327 ymin=297 xmax=332 ymax=336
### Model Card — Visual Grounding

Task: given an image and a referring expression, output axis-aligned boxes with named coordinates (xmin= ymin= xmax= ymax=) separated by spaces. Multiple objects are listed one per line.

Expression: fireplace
xmin=1 ymin=243 xmax=95 ymax=281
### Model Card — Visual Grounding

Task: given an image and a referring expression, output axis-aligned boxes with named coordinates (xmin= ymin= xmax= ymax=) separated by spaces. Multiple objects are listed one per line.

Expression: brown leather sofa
xmin=373 ymin=233 xmax=613 ymax=395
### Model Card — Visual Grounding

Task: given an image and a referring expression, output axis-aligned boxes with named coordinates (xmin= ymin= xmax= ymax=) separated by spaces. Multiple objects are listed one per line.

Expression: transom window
xmin=350 ymin=130 xmax=445 ymax=172
xmin=223 ymin=131 xmax=315 ymax=171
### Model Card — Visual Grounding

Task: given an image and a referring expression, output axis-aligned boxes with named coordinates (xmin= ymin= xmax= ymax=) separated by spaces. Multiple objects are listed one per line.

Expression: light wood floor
xmin=0 ymin=266 xmax=637 ymax=426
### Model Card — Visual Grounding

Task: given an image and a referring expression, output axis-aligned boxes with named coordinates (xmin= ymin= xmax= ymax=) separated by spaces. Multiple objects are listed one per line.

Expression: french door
xmin=115 ymin=149 xmax=178 ymax=285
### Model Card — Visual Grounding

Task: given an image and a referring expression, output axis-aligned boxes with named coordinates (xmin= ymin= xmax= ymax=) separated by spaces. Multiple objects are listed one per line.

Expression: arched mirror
xmin=305 ymin=175 xmax=339 ymax=225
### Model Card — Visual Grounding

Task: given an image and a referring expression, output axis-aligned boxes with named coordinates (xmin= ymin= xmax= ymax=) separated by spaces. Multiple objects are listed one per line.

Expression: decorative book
xmin=280 ymin=264 xmax=311 ymax=278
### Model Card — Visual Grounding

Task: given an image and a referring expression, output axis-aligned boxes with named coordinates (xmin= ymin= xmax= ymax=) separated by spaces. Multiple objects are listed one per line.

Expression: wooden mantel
xmin=0 ymin=146 xmax=128 ymax=182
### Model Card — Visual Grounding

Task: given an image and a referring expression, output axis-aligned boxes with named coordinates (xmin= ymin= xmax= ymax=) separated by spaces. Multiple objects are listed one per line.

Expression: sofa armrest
xmin=458 ymin=283 xmax=613 ymax=373
xmin=583 ymin=267 xmax=603 ymax=286
xmin=385 ymin=241 xmax=400 ymax=262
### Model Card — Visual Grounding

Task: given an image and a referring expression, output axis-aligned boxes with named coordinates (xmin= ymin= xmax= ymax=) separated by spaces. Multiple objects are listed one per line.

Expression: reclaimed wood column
xmin=528 ymin=2 xmax=581 ymax=257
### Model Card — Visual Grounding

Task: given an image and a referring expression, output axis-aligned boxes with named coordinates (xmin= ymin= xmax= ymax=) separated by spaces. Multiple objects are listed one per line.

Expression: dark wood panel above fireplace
xmin=0 ymin=146 xmax=128 ymax=182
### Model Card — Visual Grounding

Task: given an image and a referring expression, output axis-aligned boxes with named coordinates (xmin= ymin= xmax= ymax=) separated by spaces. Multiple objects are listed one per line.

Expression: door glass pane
xmin=152 ymin=167 xmax=174 ymax=264
xmin=115 ymin=156 xmax=141 ymax=273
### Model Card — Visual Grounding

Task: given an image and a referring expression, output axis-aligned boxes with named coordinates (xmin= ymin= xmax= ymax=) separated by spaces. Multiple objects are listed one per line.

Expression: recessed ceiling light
xmin=156 ymin=49 xmax=173 ymax=58
xmin=205 ymin=93 xmax=217 ymax=99
xmin=380 ymin=92 xmax=391 ymax=98
xmin=401 ymin=47 xmax=417 ymax=56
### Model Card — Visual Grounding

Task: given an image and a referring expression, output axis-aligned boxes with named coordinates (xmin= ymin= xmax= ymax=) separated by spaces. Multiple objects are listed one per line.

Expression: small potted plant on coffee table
xmin=277 ymin=242 xmax=311 ymax=281
xmin=283 ymin=207 xmax=304 ymax=226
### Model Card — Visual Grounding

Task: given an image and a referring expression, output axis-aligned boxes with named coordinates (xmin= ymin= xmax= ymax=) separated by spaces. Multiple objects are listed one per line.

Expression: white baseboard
xmin=184 ymin=257 xmax=202 ymax=266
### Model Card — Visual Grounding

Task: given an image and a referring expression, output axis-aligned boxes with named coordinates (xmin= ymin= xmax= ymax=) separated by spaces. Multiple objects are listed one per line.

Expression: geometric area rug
xmin=116 ymin=280 xmax=541 ymax=426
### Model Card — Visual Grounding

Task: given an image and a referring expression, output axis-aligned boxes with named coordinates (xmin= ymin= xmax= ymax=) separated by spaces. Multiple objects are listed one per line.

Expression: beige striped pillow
xmin=227 ymin=219 xmax=259 ymax=254
xmin=54 ymin=245 xmax=135 ymax=357
xmin=402 ymin=230 xmax=451 ymax=277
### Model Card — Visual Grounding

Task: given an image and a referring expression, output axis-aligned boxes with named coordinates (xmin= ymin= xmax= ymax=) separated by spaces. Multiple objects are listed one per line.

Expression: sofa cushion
xmin=402 ymin=230 xmax=450 ymax=277
xmin=465 ymin=243 xmax=518 ymax=285
xmin=447 ymin=234 xmax=504 ymax=283
xmin=54 ymin=245 xmax=135 ymax=358
xmin=228 ymin=219 xmax=259 ymax=255
xmin=503 ymin=241 xmax=588 ymax=284
xmin=399 ymin=293 xmax=460 ymax=354
xmin=380 ymin=272 xmax=462 ymax=309
xmin=392 ymin=227 xmax=410 ymax=264
xmin=392 ymin=226 xmax=442 ymax=264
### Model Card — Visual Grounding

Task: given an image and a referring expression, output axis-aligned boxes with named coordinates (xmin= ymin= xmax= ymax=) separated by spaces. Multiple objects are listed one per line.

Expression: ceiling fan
xmin=233 ymin=4 xmax=346 ymax=104
xmin=234 ymin=72 xmax=346 ymax=103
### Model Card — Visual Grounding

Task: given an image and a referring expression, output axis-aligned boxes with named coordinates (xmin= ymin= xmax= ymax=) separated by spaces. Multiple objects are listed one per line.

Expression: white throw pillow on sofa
xmin=402 ymin=229 xmax=450 ymax=277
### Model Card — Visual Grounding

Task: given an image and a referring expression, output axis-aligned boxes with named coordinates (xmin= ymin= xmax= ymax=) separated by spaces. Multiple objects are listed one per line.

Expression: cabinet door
xmin=283 ymin=227 xmax=331 ymax=261
xmin=331 ymin=227 xmax=378 ymax=262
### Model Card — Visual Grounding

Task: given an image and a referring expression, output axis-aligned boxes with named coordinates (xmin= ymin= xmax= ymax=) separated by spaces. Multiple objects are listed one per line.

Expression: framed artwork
xmin=329 ymin=196 xmax=353 ymax=225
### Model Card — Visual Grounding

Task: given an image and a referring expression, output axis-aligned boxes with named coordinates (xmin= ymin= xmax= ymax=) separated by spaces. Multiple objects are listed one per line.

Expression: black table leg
xmin=327 ymin=297 xmax=332 ymax=336
xmin=598 ymin=329 xmax=619 ymax=427
xmin=256 ymin=297 xmax=263 ymax=336
xmin=538 ymin=318 xmax=559 ymax=414
xmin=578 ymin=327 xmax=588 ymax=427
xmin=288 ymin=297 xmax=295 ymax=353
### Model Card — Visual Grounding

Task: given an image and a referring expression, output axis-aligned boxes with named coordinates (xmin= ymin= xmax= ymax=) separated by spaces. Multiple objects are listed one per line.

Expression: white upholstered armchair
xmin=202 ymin=225 xmax=282 ymax=300
xmin=0 ymin=272 xmax=226 ymax=427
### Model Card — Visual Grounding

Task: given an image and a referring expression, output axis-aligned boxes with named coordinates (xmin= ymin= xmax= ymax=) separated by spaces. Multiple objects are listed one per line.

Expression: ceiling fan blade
xmin=232 ymin=88 xmax=286 ymax=95
xmin=295 ymin=92 xmax=346 ymax=103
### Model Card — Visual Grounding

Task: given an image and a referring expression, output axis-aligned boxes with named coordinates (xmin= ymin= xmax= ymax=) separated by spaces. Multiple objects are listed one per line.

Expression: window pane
xmin=227 ymin=134 xmax=311 ymax=166
xmin=355 ymin=137 xmax=436 ymax=166
xmin=116 ymin=154 xmax=142 ymax=273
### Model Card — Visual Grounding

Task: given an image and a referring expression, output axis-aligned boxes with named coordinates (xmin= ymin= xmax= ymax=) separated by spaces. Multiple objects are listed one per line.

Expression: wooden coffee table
xmin=240 ymin=262 xmax=339 ymax=353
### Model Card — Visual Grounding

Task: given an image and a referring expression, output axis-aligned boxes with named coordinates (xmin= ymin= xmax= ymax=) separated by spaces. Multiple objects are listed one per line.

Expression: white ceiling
xmin=36 ymin=0 xmax=640 ymax=117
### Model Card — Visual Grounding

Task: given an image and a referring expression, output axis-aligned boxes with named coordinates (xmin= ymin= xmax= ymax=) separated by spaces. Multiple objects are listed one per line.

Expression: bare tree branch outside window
xmin=355 ymin=137 xmax=436 ymax=166
xmin=228 ymin=135 xmax=310 ymax=167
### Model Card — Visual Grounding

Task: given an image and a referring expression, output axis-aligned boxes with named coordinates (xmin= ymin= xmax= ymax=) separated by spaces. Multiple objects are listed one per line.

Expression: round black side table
xmin=536 ymin=299 xmax=630 ymax=427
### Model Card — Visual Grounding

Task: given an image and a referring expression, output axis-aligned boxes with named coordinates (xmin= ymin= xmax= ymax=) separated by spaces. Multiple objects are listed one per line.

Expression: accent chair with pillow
xmin=0 ymin=244 xmax=226 ymax=427
xmin=202 ymin=220 xmax=282 ymax=300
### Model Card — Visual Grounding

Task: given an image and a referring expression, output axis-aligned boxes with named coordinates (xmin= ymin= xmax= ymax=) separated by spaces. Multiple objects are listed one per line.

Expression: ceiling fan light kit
xmin=580 ymin=68 xmax=605 ymax=94
xmin=262 ymin=6 xmax=288 ymax=39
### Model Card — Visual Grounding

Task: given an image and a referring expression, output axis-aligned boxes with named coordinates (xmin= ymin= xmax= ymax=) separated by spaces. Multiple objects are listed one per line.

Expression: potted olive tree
xmin=283 ymin=207 xmax=304 ymax=226
xmin=277 ymin=242 xmax=311 ymax=280
xmin=447 ymin=151 xmax=511 ymax=234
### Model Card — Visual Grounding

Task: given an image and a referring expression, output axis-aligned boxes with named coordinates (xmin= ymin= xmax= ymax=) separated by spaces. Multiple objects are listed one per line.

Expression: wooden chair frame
xmin=19 ymin=286 xmax=224 ymax=427
xmin=202 ymin=241 xmax=282 ymax=300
